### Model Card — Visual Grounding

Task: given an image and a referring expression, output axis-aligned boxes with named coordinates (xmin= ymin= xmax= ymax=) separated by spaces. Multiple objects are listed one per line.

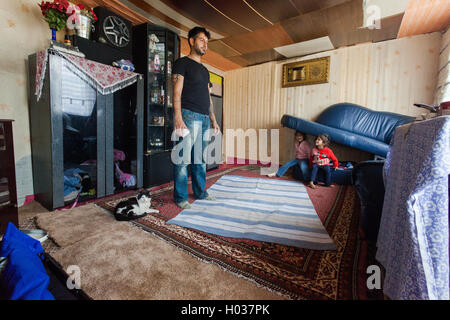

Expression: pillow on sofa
xmin=0 ymin=222 xmax=54 ymax=300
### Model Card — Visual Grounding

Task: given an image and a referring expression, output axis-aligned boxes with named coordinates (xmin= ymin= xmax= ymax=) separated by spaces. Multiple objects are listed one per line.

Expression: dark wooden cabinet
xmin=27 ymin=51 xmax=143 ymax=210
xmin=0 ymin=120 xmax=18 ymax=234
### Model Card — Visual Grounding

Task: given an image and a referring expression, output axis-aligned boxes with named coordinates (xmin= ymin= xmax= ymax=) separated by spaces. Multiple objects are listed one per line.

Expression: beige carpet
xmin=27 ymin=201 xmax=283 ymax=300
xmin=36 ymin=203 xmax=118 ymax=247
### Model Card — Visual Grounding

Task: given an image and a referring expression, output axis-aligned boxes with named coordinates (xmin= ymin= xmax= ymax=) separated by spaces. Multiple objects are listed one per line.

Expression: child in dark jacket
xmin=308 ymin=134 xmax=338 ymax=188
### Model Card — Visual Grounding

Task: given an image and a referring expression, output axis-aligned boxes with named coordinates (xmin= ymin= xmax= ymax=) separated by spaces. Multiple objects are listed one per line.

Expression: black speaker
xmin=92 ymin=6 xmax=132 ymax=55
xmin=71 ymin=35 xmax=132 ymax=65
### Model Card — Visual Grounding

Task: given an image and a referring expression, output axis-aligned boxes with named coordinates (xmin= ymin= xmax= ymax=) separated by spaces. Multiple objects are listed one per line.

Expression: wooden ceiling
xmin=75 ymin=0 xmax=450 ymax=71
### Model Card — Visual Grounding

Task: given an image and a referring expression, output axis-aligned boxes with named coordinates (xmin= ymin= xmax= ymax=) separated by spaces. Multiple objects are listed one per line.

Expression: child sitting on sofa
xmin=308 ymin=134 xmax=338 ymax=189
xmin=268 ymin=131 xmax=311 ymax=180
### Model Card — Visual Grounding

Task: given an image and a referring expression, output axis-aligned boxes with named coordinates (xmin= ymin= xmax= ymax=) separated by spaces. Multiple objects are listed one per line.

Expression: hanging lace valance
xmin=35 ymin=48 xmax=142 ymax=101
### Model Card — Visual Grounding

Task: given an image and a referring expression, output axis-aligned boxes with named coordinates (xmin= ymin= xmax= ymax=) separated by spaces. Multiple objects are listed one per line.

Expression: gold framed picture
xmin=282 ymin=56 xmax=330 ymax=87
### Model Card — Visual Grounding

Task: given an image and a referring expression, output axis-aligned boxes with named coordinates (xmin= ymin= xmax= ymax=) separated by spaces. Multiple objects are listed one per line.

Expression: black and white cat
xmin=113 ymin=190 xmax=159 ymax=221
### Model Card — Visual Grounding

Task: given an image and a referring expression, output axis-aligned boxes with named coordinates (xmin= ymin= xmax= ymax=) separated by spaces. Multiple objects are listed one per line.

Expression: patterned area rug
xmin=96 ymin=165 xmax=384 ymax=300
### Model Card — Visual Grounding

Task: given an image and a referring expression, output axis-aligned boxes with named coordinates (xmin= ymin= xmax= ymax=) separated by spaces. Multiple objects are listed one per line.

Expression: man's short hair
xmin=188 ymin=26 xmax=210 ymax=47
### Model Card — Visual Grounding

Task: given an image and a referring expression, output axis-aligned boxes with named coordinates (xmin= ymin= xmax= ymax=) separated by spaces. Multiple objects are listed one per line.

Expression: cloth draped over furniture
xmin=0 ymin=223 xmax=54 ymax=300
xmin=376 ymin=116 xmax=450 ymax=300
xmin=281 ymin=103 xmax=415 ymax=157
xmin=34 ymin=48 xmax=142 ymax=102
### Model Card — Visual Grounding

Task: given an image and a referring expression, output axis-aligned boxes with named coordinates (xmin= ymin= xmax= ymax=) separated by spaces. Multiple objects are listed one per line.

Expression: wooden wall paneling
xmin=179 ymin=37 xmax=243 ymax=72
xmin=435 ymin=28 xmax=450 ymax=104
xmin=221 ymin=23 xmax=294 ymax=55
xmin=245 ymin=0 xmax=300 ymax=23
xmin=125 ymin=0 xmax=190 ymax=29
xmin=325 ymin=0 xmax=363 ymax=35
xmin=280 ymin=0 xmax=362 ymax=43
xmin=76 ymin=0 xmax=101 ymax=9
xmin=240 ymin=49 xmax=285 ymax=66
xmin=270 ymin=62 xmax=282 ymax=128
xmin=398 ymin=0 xmax=450 ymax=38
xmin=280 ymin=10 xmax=329 ymax=43
xmin=208 ymin=40 xmax=242 ymax=58
xmin=371 ymin=14 xmax=404 ymax=43
xmin=207 ymin=0 xmax=273 ymax=30
xmin=180 ymin=37 xmax=190 ymax=56
xmin=290 ymin=0 xmax=353 ymax=14
xmin=328 ymin=13 xmax=403 ymax=48
xmin=159 ymin=0 xmax=249 ymax=36
xmin=76 ymin=0 xmax=147 ymax=25
xmin=226 ymin=56 xmax=251 ymax=67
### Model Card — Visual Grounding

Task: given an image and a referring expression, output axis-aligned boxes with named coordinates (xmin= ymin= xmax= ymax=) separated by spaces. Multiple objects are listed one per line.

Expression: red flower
xmin=38 ymin=0 xmax=69 ymax=14
xmin=90 ymin=9 xmax=98 ymax=21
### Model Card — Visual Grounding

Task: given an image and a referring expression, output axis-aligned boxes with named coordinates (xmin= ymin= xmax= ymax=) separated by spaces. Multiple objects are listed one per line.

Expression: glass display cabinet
xmin=133 ymin=24 xmax=180 ymax=187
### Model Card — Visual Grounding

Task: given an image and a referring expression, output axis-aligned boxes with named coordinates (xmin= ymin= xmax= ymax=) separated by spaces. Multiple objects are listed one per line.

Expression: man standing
xmin=171 ymin=26 xmax=220 ymax=209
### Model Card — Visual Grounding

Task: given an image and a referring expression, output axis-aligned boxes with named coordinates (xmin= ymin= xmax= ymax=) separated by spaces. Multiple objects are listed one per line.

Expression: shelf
xmin=148 ymin=70 xmax=163 ymax=75
xmin=149 ymin=103 xmax=165 ymax=108
xmin=145 ymin=148 xmax=167 ymax=155
xmin=148 ymin=124 xmax=164 ymax=127
xmin=144 ymin=148 xmax=172 ymax=156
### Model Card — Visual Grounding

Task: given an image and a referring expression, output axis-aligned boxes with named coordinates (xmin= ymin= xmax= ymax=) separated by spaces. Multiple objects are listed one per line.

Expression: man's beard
xmin=194 ymin=45 xmax=206 ymax=56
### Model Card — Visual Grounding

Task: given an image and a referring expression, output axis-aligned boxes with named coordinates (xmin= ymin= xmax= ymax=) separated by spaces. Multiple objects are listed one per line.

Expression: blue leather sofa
xmin=281 ymin=102 xmax=415 ymax=157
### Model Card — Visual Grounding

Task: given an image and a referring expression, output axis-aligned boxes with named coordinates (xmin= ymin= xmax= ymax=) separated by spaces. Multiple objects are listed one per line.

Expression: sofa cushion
xmin=0 ymin=223 xmax=54 ymax=300
xmin=316 ymin=103 xmax=415 ymax=144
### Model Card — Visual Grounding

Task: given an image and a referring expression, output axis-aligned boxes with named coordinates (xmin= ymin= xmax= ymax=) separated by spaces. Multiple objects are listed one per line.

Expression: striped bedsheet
xmin=166 ymin=175 xmax=336 ymax=250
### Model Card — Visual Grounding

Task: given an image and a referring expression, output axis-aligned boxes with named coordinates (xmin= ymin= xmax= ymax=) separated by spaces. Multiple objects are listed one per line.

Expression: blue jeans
xmin=172 ymin=109 xmax=210 ymax=204
xmin=310 ymin=164 xmax=332 ymax=186
xmin=276 ymin=159 xmax=310 ymax=181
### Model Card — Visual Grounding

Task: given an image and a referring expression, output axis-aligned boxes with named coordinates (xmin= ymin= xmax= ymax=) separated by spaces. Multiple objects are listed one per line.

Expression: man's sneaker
xmin=176 ymin=201 xmax=191 ymax=209
xmin=267 ymin=172 xmax=277 ymax=177
xmin=204 ymin=195 xmax=216 ymax=201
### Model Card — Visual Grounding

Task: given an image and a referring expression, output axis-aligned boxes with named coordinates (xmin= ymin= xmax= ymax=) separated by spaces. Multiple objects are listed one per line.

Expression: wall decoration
xmin=209 ymin=72 xmax=223 ymax=97
xmin=282 ymin=56 xmax=330 ymax=87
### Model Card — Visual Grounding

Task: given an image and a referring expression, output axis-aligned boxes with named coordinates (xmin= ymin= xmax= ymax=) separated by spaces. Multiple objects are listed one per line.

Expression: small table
xmin=376 ymin=116 xmax=450 ymax=300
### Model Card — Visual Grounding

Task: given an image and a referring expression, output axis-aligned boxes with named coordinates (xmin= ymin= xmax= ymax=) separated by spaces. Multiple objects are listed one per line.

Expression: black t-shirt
xmin=172 ymin=56 xmax=210 ymax=115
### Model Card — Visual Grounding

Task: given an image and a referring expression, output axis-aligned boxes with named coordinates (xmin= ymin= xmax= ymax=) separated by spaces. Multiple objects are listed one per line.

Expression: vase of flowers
xmin=67 ymin=4 xmax=98 ymax=40
xmin=38 ymin=0 xmax=70 ymax=40
xmin=76 ymin=4 xmax=98 ymax=22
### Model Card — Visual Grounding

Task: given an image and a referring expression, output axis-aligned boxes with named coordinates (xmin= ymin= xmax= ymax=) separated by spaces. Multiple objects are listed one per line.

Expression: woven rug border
xmin=95 ymin=165 xmax=377 ymax=300
xmin=128 ymin=186 xmax=357 ymax=300
xmin=131 ymin=221 xmax=296 ymax=300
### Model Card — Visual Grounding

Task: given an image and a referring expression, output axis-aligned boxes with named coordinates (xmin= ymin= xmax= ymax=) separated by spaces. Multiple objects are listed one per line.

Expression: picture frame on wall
xmin=209 ymin=71 xmax=223 ymax=97
xmin=282 ymin=56 xmax=330 ymax=88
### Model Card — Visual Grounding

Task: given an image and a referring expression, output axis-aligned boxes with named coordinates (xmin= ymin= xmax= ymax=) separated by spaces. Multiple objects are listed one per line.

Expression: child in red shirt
xmin=308 ymin=134 xmax=338 ymax=188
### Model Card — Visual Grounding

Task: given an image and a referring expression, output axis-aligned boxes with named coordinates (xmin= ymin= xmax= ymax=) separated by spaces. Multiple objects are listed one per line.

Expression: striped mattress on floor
xmin=166 ymin=175 xmax=336 ymax=250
